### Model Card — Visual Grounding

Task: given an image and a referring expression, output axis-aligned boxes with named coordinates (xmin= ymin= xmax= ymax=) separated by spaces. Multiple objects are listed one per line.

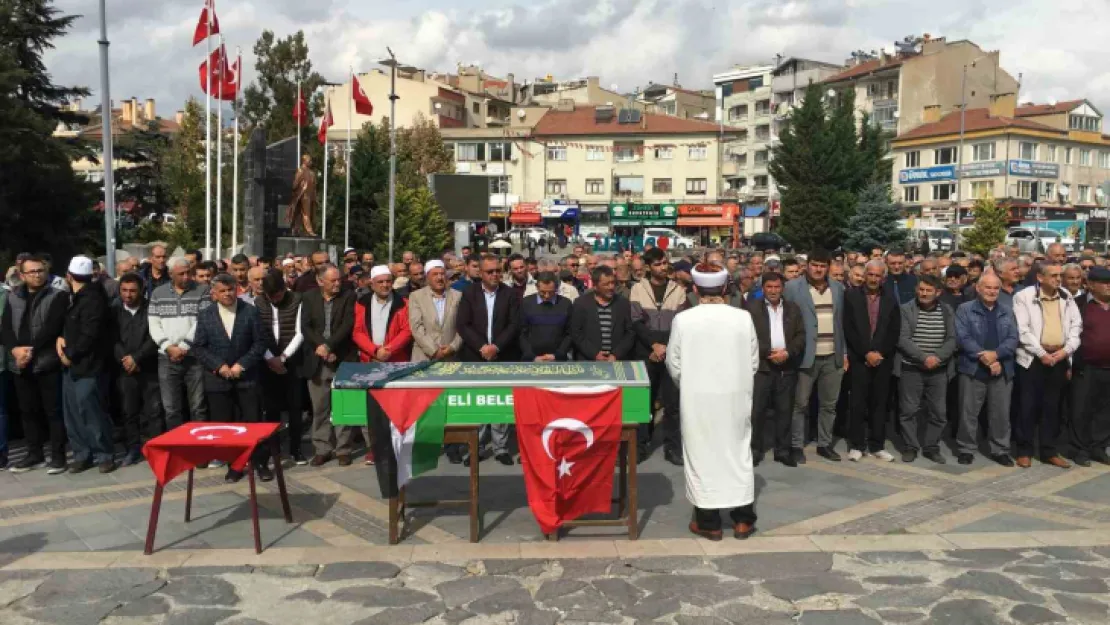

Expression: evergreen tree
xmin=113 ymin=119 xmax=172 ymax=218
xmin=769 ymin=82 xmax=828 ymax=251
xmin=842 ymin=182 xmax=907 ymax=252
xmin=857 ymin=113 xmax=891 ymax=185
xmin=242 ymin=30 xmax=324 ymax=146
xmin=962 ymin=195 xmax=1009 ymax=255
xmin=160 ymin=98 xmax=206 ymax=242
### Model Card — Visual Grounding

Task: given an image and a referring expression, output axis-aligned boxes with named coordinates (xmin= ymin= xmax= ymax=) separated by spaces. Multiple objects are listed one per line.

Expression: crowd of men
xmin=1 ymin=237 xmax=1109 ymax=490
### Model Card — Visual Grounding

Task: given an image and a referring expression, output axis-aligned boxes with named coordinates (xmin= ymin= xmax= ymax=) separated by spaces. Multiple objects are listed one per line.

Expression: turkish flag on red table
xmin=513 ymin=387 xmax=622 ymax=535
xmin=143 ymin=422 xmax=279 ymax=486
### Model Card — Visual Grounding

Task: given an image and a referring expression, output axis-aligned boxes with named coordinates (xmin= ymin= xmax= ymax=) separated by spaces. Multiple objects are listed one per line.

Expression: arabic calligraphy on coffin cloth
xmin=332 ymin=361 xmax=649 ymax=389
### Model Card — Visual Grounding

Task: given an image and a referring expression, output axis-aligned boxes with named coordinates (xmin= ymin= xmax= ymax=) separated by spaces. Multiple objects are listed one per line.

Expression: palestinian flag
xmin=369 ymin=388 xmax=446 ymax=496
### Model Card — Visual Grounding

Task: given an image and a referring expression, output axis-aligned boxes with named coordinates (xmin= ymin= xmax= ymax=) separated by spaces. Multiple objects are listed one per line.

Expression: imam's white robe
xmin=666 ymin=302 xmax=760 ymax=509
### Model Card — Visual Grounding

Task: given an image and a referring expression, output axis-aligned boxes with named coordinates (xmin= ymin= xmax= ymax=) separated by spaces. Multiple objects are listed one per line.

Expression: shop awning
xmin=677 ymin=217 xmax=734 ymax=227
xmin=509 ymin=212 xmax=542 ymax=224
xmin=744 ymin=206 xmax=768 ymax=218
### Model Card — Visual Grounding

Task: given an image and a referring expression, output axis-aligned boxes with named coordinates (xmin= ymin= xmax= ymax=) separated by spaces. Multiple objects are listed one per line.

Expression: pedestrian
xmin=885 ymin=249 xmax=918 ymax=305
xmin=255 ymin=270 xmax=307 ymax=465
xmin=111 ymin=272 xmax=163 ymax=466
xmin=519 ymin=272 xmax=573 ymax=363
xmin=140 ymin=244 xmax=171 ymax=299
xmin=149 ymin=257 xmax=211 ymax=431
xmin=1069 ymin=267 xmax=1110 ymax=466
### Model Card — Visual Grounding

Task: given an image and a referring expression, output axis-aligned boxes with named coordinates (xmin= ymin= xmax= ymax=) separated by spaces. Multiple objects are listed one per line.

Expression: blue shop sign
xmin=899 ymin=165 xmax=956 ymax=183
xmin=1008 ymin=160 xmax=1060 ymax=178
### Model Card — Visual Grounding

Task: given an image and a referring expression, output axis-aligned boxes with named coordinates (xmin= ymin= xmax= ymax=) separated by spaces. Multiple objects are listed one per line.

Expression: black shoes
xmin=902 ymin=450 xmax=917 ymax=463
xmin=495 ymin=453 xmax=514 ymax=466
xmin=292 ymin=451 xmax=308 ymax=466
xmin=122 ymin=448 xmax=143 ymax=466
xmin=1072 ymin=452 xmax=1091 ymax=468
xmin=664 ymin=448 xmax=684 ymax=467
xmin=774 ymin=452 xmax=798 ymax=468
xmin=1090 ymin=451 xmax=1110 ymax=466
xmin=225 ymin=469 xmax=245 ymax=483
xmin=923 ymin=451 xmax=947 ymax=465
xmin=256 ymin=465 xmax=274 ymax=482
xmin=68 ymin=459 xmax=95 ymax=474
xmin=792 ymin=448 xmax=807 ymax=465
xmin=957 ymin=453 xmax=974 ymax=465
xmin=991 ymin=454 xmax=1015 ymax=467
xmin=98 ymin=460 xmax=118 ymax=474
xmin=445 ymin=447 xmax=463 ymax=464
xmin=636 ymin=444 xmax=650 ymax=464
xmin=816 ymin=447 xmax=842 ymax=462
xmin=752 ymin=451 xmax=764 ymax=467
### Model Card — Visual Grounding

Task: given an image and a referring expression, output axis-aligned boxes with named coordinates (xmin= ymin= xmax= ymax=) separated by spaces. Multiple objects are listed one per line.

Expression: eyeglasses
xmin=22 ymin=269 xmax=45 ymax=275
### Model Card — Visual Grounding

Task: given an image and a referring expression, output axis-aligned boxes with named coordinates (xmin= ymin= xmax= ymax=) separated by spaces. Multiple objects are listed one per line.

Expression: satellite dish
xmin=516 ymin=109 xmax=526 ymax=119
xmin=893 ymin=111 xmax=900 ymax=118
xmin=1060 ymin=185 xmax=1071 ymax=198
xmin=434 ymin=102 xmax=442 ymax=110
xmin=1097 ymin=188 xmax=1106 ymax=199
xmin=610 ymin=83 xmax=619 ymax=92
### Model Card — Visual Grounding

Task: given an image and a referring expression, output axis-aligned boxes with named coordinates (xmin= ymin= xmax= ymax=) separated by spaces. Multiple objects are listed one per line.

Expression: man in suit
xmin=409 ymin=261 xmax=463 ymax=363
xmin=783 ymin=248 xmax=847 ymax=464
xmin=571 ymin=265 xmax=637 ymax=362
xmin=191 ymin=274 xmax=269 ymax=482
xmin=112 ymin=272 xmax=163 ymax=466
xmin=456 ymin=254 xmax=520 ymax=465
xmin=746 ymin=272 xmax=805 ymax=467
xmin=842 ymin=260 xmax=901 ymax=462
xmin=300 ymin=263 xmax=358 ymax=467
xmin=520 ymin=271 xmax=573 ymax=363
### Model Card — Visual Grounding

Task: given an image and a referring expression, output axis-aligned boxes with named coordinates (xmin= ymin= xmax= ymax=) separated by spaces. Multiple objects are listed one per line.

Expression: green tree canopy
xmin=842 ymin=182 xmax=907 ymax=252
xmin=242 ymin=30 xmax=324 ymax=146
xmin=962 ymin=195 xmax=1010 ymax=255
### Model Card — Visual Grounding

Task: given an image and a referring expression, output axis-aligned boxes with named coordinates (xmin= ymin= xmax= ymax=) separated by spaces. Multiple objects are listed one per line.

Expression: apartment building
xmin=55 ymin=97 xmax=182 ymax=185
xmin=519 ymin=76 xmax=640 ymax=111
xmin=890 ymin=94 xmax=1110 ymax=235
xmin=769 ymin=57 xmax=844 ymax=136
xmin=713 ymin=65 xmax=775 ymax=205
xmin=638 ymin=83 xmax=715 ymax=120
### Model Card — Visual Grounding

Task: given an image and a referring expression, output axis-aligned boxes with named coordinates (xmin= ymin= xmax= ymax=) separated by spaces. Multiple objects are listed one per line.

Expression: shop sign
xmin=1008 ymin=160 xmax=1060 ymax=178
xmin=514 ymin=202 xmax=541 ymax=214
xmin=898 ymin=165 xmax=956 ymax=183
xmin=678 ymin=203 xmax=740 ymax=219
xmin=960 ymin=161 xmax=1005 ymax=178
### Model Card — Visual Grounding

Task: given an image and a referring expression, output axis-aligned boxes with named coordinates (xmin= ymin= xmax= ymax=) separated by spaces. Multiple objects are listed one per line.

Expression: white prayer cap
xmin=67 ymin=256 xmax=93 ymax=276
xmin=691 ymin=263 xmax=728 ymax=289
xmin=370 ymin=265 xmax=391 ymax=280
xmin=281 ymin=258 xmax=295 ymax=267
xmin=764 ymin=254 xmax=781 ymax=263
xmin=425 ymin=260 xmax=445 ymax=272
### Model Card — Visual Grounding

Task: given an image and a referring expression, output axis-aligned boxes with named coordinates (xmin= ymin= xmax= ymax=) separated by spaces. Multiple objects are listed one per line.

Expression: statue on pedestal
xmin=287 ymin=154 xmax=318 ymax=237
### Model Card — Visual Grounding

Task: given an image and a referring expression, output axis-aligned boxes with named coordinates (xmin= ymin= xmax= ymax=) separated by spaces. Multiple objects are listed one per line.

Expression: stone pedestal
xmin=276 ymin=236 xmax=326 ymax=258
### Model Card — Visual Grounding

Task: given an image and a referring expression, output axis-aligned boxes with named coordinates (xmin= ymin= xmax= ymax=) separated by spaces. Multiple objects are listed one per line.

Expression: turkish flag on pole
xmin=218 ymin=57 xmax=240 ymax=102
xmin=198 ymin=45 xmax=231 ymax=98
xmin=192 ymin=0 xmax=220 ymax=46
xmin=318 ymin=100 xmax=333 ymax=145
xmin=352 ymin=73 xmax=373 ymax=116
xmin=143 ymin=422 xmax=279 ymax=486
xmin=293 ymin=86 xmax=308 ymax=127
xmin=513 ymin=386 xmax=622 ymax=535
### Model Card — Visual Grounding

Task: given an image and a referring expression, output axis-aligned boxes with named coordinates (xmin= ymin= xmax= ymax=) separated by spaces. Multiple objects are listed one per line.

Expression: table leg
xmin=618 ymin=439 xmax=628 ymax=518
xmin=271 ymin=437 xmax=293 ymax=523
xmin=247 ymin=466 xmax=262 ymax=554
xmin=627 ymin=437 xmax=639 ymax=540
xmin=184 ymin=470 xmax=194 ymax=522
xmin=143 ymin=483 xmax=164 ymax=555
xmin=468 ymin=427 xmax=480 ymax=543
xmin=388 ymin=493 xmax=400 ymax=545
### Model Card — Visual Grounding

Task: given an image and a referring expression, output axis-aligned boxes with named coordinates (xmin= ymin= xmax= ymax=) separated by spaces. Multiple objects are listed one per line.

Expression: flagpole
xmin=215 ymin=36 xmax=224 ymax=261
xmin=296 ymin=82 xmax=302 ymax=174
xmin=231 ymin=47 xmax=241 ymax=254
xmin=322 ymin=92 xmax=329 ymax=242
xmin=345 ymin=68 xmax=352 ymax=250
xmin=97 ymin=0 xmax=116 ymax=276
xmin=204 ymin=7 xmax=212 ymax=258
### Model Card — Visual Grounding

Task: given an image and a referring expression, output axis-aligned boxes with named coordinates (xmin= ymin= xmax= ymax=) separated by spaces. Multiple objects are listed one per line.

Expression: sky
xmin=44 ymin=0 xmax=1110 ymax=120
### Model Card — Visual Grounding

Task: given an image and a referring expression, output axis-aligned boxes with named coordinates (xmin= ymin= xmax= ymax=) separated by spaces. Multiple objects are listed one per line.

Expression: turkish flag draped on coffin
xmin=513 ymin=386 xmax=622 ymax=534
xmin=143 ymin=422 xmax=279 ymax=486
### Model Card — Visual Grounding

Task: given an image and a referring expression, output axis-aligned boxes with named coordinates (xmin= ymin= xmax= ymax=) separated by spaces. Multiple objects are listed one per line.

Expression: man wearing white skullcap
xmin=667 ymin=262 xmax=760 ymax=541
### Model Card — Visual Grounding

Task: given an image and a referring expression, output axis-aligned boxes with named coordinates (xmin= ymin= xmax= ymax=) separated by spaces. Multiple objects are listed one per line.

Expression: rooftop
xmin=893 ymin=107 xmax=1064 ymax=142
xmin=533 ymin=105 xmax=730 ymax=136
xmin=823 ymin=57 xmax=905 ymax=84
xmin=1015 ymin=100 xmax=1085 ymax=117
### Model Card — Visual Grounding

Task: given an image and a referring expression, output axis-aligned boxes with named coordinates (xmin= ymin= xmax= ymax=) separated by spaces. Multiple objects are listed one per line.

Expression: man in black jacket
xmin=571 ymin=266 xmax=636 ymax=362
xmin=256 ymin=270 xmax=306 ymax=464
xmin=112 ymin=272 xmax=163 ymax=466
xmin=1 ymin=255 xmax=70 ymax=473
xmin=519 ymin=272 xmax=573 ymax=362
xmin=843 ymin=260 xmax=902 ymax=461
xmin=746 ymin=272 xmax=806 ymax=467
xmin=58 ymin=257 xmax=117 ymax=474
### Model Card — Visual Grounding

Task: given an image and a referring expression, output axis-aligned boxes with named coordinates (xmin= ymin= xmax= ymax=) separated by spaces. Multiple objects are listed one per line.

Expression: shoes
xmin=225 ymin=469 xmax=244 ymax=483
xmin=463 ymin=456 xmax=475 ymax=467
xmin=256 ymin=465 xmax=274 ymax=482
xmin=847 ymin=449 xmax=863 ymax=462
xmin=364 ymin=451 xmax=376 ymax=466
xmin=1042 ymin=456 xmax=1071 ymax=469
xmin=869 ymin=450 xmax=895 ymax=462
xmin=636 ymin=444 xmax=650 ymax=464
xmin=0 ymin=454 xmax=7 ymax=470
xmin=792 ymin=448 xmax=807 ymax=465
xmin=209 ymin=459 xmax=227 ymax=469
xmin=752 ymin=451 xmax=764 ymax=467
xmin=11 ymin=456 xmax=45 ymax=473
xmin=688 ymin=521 xmax=723 ymax=542
xmin=957 ymin=453 xmax=974 ymax=465
xmin=98 ymin=460 xmax=118 ymax=474
xmin=196 ymin=461 xmax=210 ymax=469
xmin=1073 ymin=452 xmax=1091 ymax=468
xmin=817 ymin=447 xmax=842 ymax=462
xmin=902 ymin=450 xmax=918 ymax=463
xmin=991 ymin=454 xmax=1015 ymax=467
xmin=122 ymin=448 xmax=143 ymax=466
xmin=445 ymin=447 xmax=463 ymax=464
xmin=495 ymin=453 xmax=514 ymax=466
xmin=774 ymin=453 xmax=797 ymax=468
xmin=310 ymin=453 xmax=333 ymax=467
xmin=46 ymin=458 xmax=68 ymax=475
xmin=664 ymin=449 xmax=684 ymax=467
xmin=1091 ymin=451 xmax=1110 ymax=466
xmin=337 ymin=454 xmax=352 ymax=467
xmin=68 ymin=459 xmax=94 ymax=474
xmin=734 ymin=522 xmax=757 ymax=540
xmin=1015 ymin=456 xmax=1032 ymax=469
xmin=923 ymin=451 xmax=947 ymax=465
xmin=292 ymin=452 xmax=308 ymax=466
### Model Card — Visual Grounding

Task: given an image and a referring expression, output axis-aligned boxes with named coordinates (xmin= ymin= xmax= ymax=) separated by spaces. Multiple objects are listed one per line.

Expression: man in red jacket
xmin=352 ymin=265 xmax=414 ymax=465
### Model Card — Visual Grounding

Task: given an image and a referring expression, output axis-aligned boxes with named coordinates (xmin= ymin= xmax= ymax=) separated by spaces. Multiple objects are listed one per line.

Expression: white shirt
xmin=124 ymin=304 xmax=140 ymax=317
xmin=263 ymin=302 xmax=304 ymax=361
xmin=370 ymin=294 xmax=393 ymax=346
xmin=431 ymin=291 xmax=446 ymax=325
xmin=217 ymin=302 xmax=236 ymax=337
xmin=766 ymin=299 xmax=786 ymax=350
xmin=483 ymin=286 xmax=498 ymax=344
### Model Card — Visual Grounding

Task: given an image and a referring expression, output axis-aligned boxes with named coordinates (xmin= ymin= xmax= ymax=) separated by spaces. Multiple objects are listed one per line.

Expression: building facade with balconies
xmin=769 ymin=57 xmax=845 ymax=136
xmin=713 ymin=65 xmax=775 ymax=206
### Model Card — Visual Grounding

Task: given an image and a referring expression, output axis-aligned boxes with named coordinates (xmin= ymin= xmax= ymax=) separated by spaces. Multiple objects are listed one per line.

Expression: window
xmin=455 ymin=142 xmax=481 ymax=161
xmin=970 ymin=180 xmax=994 ymax=199
xmin=586 ymin=146 xmax=605 ymax=161
xmin=885 ymin=80 xmax=898 ymax=99
xmin=687 ymin=145 xmax=707 ymax=160
xmin=747 ymin=76 xmax=763 ymax=90
xmin=1101 ymin=151 xmax=1110 ymax=169
xmin=727 ymin=105 xmax=747 ymax=121
xmin=685 ymin=178 xmax=708 ymax=195
xmin=489 ymin=176 xmax=511 ymax=194
xmin=754 ymin=150 xmax=769 ymax=165
xmin=720 ymin=83 xmax=733 ymax=98
xmin=903 ymin=186 xmax=920 ymax=202
xmin=488 ymin=141 xmax=512 ymax=162
xmin=728 ymin=177 xmax=746 ymax=191
xmin=1043 ymin=182 xmax=1055 ymax=199
xmin=614 ymin=145 xmax=639 ymax=162
xmin=472 ymin=102 xmax=480 ymax=114
xmin=652 ymin=178 xmax=672 ymax=194
xmin=867 ymin=83 xmax=879 ymax=97
xmin=730 ymin=151 xmax=748 ymax=167
xmin=1047 ymin=145 xmax=1058 ymax=162
xmin=1019 ymin=142 xmax=1038 ymax=161
xmin=755 ymin=100 xmax=771 ymax=116
xmin=1080 ymin=149 xmax=1091 ymax=166
xmin=904 ymin=151 xmax=920 ymax=168
xmin=1070 ymin=114 xmax=1102 ymax=132
xmin=934 ymin=147 xmax=956 ymax=165
xmin=932 ymin=183 xmax=956 ymax=200
xmin=546 ymin=145 xmax=567 ymax=161
xmin=971 ymin=142 xmax=995 ymax=162
xmin=1065 ymin=147 xmax=1073 ymax=164
xmin=585 ymin=179 xmax=605 ymax=195
xmin=1079 ymin=185 xmax=1091 ymax=203
xmin=1017 ymin=180 xmax=1034 ymax=199
xmin=653 ymin=146 xmax=674 ymax=160
xmin=753 ymin=175 xmax=769 ymax=189
xmin=615 ymin=176 xmax=644 ymax=195
xmin=546 ymin=179 xmax=567 ymax=195
xmin=755 ymin=125 xmax=771 ymax=141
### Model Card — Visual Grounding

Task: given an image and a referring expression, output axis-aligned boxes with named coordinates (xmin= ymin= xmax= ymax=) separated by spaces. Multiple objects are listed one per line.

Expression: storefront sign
xmin=542 ymin=202 xmax=579 ymax=218
xmin=514 ymin=202 xmax=541 ymax=214
xmin=1008 ymin=160 xmax=1060 ymax=178
xmin=960 ymin=161 xmax=1005 ymax=178
xmin=677 ymin=204 xmax=739 ymax=219
xmin=609 ymin=203 xmax=678 ymax=226
xmin=899 ymin=165 xmax=956 ymax=183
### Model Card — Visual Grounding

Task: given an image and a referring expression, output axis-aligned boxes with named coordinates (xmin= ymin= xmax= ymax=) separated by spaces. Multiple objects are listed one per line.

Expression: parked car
xmin=749 ymin=231 xmax=790 ymax=253
xmin=643 ymin=228 xmax=696 ymax=250
xmin=910 ymin=227 xmax=955 ymax=252
xmin=1005 ymin=228 xmax=1076 ymax=253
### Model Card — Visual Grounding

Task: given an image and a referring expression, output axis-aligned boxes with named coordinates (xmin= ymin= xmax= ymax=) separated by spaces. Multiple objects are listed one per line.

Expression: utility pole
xmin=97 ymin=0 xmax=116 ymax=276
xmin=383 ymin=49 xmax=400 ymax=262
xmin=954 ymin=64 xmax=967 ymax=251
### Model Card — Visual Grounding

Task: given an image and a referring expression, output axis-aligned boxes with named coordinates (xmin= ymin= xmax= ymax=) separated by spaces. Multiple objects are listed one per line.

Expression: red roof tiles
xmin=823 ymin=58 xmax=904 ymax=84
xmin=1015 ymin=100 xmax=1084 ymax=117
xmin=894 ymin=108 xmax=1064 ymax=142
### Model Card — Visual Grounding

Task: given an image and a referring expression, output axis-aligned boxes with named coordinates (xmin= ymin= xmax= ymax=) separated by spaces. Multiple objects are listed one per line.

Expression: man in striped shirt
xmin=894 ymin=275 xmax=957 ymax=463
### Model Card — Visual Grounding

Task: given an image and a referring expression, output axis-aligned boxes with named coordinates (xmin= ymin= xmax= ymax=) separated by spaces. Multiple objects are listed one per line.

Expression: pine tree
xmin=857 ymin=113 xmax=891 ymax=185
xmin=962 ymin=195 xmax=1009 ymax=255
xmin=769 ymin=82 xmax=830 ymax=251
xmin=161 ymin=98 xmax=206 ymax=242
xmin=242 ymin=30 xmax=325 ymax=145
xmin=842 ymin=182 xmax=907 ymax=252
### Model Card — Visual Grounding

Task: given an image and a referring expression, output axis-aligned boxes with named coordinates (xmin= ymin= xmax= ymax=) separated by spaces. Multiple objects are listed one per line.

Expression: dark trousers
xmin=1070 ymin=366 xmax=1110 ymax=456
xmin=751 ymin=369 xmax=797 ymax=456
xmin=263 ymin=368 xmax=304 ymax=457
xmin=1015 ymin=359 xmax=1068 ymax=459
xmin=848 ymin=358 xmax=893 ymax=453
xmin=12 ymin=370 xmax=65 ymax=462
xmin=118 ymin=369 xmax=164 ymax=449
xmin=638 ymin=360 xmax=680 ymax=452
xmin=62 ymin=370 xmax=115 ymax=464
xmin=693 ymin=504 xmax=757 ymax=532
xmin=206 ymin=383 xmax=267 ymax=466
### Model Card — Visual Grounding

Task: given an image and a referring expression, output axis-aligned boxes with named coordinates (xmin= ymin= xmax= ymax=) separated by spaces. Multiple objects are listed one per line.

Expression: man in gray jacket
xmin=148 ymin=257 xmax=211 ymax=430
xmin=895 ymin=275 xmax=957 ymax=464
xmin=782 ymin=249 xmax=847 ymax=464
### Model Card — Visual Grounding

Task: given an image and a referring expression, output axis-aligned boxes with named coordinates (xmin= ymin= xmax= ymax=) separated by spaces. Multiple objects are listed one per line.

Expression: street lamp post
xmin=97 ymin=0 xmax=116 ymax=276
xmin=954 ymin=65 xmax=968 ymax=251
xmin=378 ymin=50 xmax=401 ymax=262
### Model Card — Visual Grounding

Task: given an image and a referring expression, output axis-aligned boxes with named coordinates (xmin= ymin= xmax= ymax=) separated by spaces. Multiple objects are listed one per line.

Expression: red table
xmin=142 ymin=422 xmax=293 ymax=554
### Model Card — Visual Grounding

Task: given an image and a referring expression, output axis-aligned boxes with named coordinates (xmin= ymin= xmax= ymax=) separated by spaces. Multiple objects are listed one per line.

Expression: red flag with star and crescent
xmin=318 ymin=100 xmax=333 ymax=145
xmin=143 ymin=422 xmax=279 ymax=486
xmin=198 ymin=45 xmax=235 ymax=100
xmin=352 ymin=73 xmax=373 ymax=116
xmin=192 ymin=0 xmax=220 ymax=46
xmin=513 ymin=387 xmax=622 ymax=534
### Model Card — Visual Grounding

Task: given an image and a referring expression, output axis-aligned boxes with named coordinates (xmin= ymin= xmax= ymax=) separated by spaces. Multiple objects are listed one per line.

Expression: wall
xmin=898 ymin=41 xmax=1018 ymax=135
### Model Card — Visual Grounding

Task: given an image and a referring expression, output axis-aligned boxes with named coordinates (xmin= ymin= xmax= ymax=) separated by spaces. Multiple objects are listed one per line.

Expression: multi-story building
xmin=638 ymin=83 xmax=715 ymax=120
xmin=890 ymin=94 xmax=1110 ymax=239
xmin=769 ymin=57 xmax=844 ymax=136
xmin=713 ymin=64 xmax=775 ymax=207
xmin=55 ymin=97 xmax=181 ymax=185
xmin=518 ymin=76 xmax=638 ymax=111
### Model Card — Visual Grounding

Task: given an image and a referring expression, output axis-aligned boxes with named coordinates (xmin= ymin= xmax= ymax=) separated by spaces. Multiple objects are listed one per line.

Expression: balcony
xmin=721 ymin=159 xmax=745 ymax=177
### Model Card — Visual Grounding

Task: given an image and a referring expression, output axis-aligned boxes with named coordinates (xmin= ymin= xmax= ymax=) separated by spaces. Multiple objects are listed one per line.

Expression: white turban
xmin=370 ymin=265 xmax=391 ymax=280
xmin=691 ymin=265 xmax=728 ymax=289
xmin=425 ymin=260 xmax=445 ymax=272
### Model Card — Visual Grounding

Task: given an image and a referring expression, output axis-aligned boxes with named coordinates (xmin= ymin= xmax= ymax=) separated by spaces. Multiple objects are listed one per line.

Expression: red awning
xmin=677 ymin=217 xmax=734 ymax=227
xmin=510 ymin=212 xmax=542 ymax=224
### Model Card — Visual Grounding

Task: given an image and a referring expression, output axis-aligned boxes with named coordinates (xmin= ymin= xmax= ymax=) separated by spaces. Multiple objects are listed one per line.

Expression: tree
xmin=842 ymin=182 xmax=907 ymax=252
xmin=365 ymin=185 xmax=451 ymax=262
xmin=857 ymin=113 xmax=891 ymax=185
xmin=962 ymin=195 xmax=1010 ymax=255
xmin=0 ymin=0 xmax=98 ymax=265
xmin=113 ymin=119 xmax=172 ymax=218
xmin=242 ymin=30 xmax=324 ymax=145
xmin=160 ymin=97 xmax=206 ymax=243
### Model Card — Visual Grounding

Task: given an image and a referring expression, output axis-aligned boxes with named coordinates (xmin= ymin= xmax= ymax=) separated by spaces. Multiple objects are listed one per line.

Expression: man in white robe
xmin=667 ymin=263 xmax=760 ymax=540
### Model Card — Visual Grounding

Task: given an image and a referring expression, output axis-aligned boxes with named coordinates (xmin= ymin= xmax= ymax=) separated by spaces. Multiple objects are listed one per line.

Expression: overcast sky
xmin=44 ymin=0 xmax=1110 ymax=120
